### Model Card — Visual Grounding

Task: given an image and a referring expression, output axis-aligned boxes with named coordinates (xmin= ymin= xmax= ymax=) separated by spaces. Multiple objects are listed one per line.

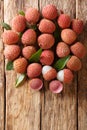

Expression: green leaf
xmin=26 ymin=22 xmax=37 ymax=30
xmin=18 ymin=10 xmax=25 ymax=16
xmin=29 ymin=48 xmax=42 ymax=62
xmin=1 ymin=22 xmax=11 ymax=30
xmin=15 ymin=74 xmax=26 ymax=87
xmin=6 ymin=61 xmax=13 ymax=70
xmin=54 ymin=55 xmax=71 ymax=71
xmin=19 ymin=32 xmax=23 ymax=38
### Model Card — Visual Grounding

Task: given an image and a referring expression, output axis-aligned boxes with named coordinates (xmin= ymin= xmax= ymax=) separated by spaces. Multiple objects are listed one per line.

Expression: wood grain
xmin=76 ymin=0 xmax=87 ymax=130
xmin=39 ymin=0 xmax=77 ymax=130
xmin=0 ymin=1 xmax=4 ymax=130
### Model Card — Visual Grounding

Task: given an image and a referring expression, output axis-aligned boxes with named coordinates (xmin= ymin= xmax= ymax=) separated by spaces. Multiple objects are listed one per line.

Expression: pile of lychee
xmin=2 ymin=4 xmax=86 ymax=93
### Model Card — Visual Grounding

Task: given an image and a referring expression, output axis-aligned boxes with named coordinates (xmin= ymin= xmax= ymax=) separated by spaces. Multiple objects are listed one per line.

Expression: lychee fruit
xmin=40 ymin=50 xmax=54 ymax=65
xmin=38 ymin=18 xmax=56 ymax=33
xmin=57 ymin=69 xmax=74 ymax=83
xmin=29 ymin=78 xmax=43 ymax=90
xmin=21 ymin=29 xmax=37 ymax=45
xmin=70 ymin=42 xmax=86 ymax=58
xmin=71 ymin=19 xmax=83 ymax=34
xmin=57 ymin=14 xmax=71 ymax=29
xmin=56 ymin=42 xmax=70 ymax=57
xmin=4 ymin=45 xmax=20 ymax=61
xmin=25 ymin=8 xmax=40 ymax=24
xmin=42 ymin=65 xmax=57 ymax=81
xmin=13 ymin=57 xmax=28 ymax=73
xmin=2 ymin=30 xmax=19 ymax=45
xmin=11 ymin=15 xmax=26 ymax=32
xmin=38 ymin=34 xmax=55 ymax=49
xmin=49 ymin=80 xmax=63 ymax=93
xmin=22 ymin=46 xmax=36 ymax=59
xmin=61 ymin=29 xmax=77 ymax=45
xmin=27 ymin=63 xmax=42 ymax=78
xmin=42 ymin=4 xmax=58 ymax=20
xmin=67 ymin=56 xmax=82 ymax=71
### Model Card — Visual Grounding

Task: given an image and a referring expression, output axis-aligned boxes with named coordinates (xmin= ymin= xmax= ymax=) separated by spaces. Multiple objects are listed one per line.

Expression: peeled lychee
xmin=39 ymin=18 xmax=56 ymax=33
xmin=56 ymin=42 xmax=70 ymax=57
xmin=22 ymin=46 xmax=36 ymax=59
xmin=4 ymin=45 xmax=20 ymax=61
xmin=70 ymin=42 xmax=86 ymax=58
xmin=12 ymin=15 xmax=26 ymax=32
xmin=61 ymin=29 xmax=77 ymax=45
xmin=71 ymin=19 xmax=83 ymax=34
xmin=57 ymin=69 xmax=74 ymax=83
xmin=38 ymin=34 xmax=55 ymax=49
xmin=42 ymin=65 xmax=57 ymax=81
xmin=27 ymin=63 xmax=42 ymax=78
xmin=22 ymin=29 xmax=37 ymax=45
xmin=42 ymin=4 xmax=58 ymax=20
xmin=49 ymin=80 xmax=63 ymax=93
xmin=25 ymin=8 xmax=40 ymax=24
xmin=2 ymin=30 xmax=19 ymax=45
xmin=57 ymin=14 xmax=71 ymax=28
xmin=13 ymin=57 xmax=28 ymax=73
xmin=29 ymin=78 xmax=43 ymax=90
xmin=40 ymin=50 xmax=54 ymax=65
xmin=67 ymin=56 xmax=82 ymax=71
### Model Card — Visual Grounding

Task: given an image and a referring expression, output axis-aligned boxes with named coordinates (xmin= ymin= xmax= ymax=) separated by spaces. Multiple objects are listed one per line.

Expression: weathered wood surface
xmin=0 ymin=0 xmax=86 ymax=130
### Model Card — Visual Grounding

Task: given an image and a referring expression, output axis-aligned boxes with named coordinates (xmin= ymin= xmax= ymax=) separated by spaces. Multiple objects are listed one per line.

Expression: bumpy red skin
xmin=2 ymin=30 xmax=19 ymax=45
xmin=25 ymin=8 xmax=40 ymax=24
xmin=21 ymin=29 xmax=37 ymax=45
xmin=57 ymin=14 xmax=71 ymax=29
xmin=70 ymin=42 xmax=86 ymax=58
xmin=67 ymin=56 xmax=82 ymax=71
xmin=12 ymin=15 xmax=26 ymax=32
xmin=4 ymin=45 xmax=20 ymax=61
xmin=64 ymin=69 xmax=74 ymax=83
xmin=13 ymin=58 xmax=28 ymax=73
xmin=22 ymin=46 xmax=36 ymax=59
xmin=56 ymin=42 xmax=70 ymax=57
xmin=39 ymin=19 xmax=56 ymax=33
xmin=38 ymin=34 xmax=55 ymax=49
xmin=40 ymin=50 xmax=54 ymax=65
xmin=42 ymin=4 xmax=58 ymax=20
xmin=71 ymin=19 xmax=83 ymax=34
xmin=27 ymin=63 xmax=42 ymax=78
xmin=61 ymin=29 xmax=77 ymax=45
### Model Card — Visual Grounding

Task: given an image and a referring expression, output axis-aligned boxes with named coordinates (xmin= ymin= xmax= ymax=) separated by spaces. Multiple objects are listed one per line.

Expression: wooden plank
xmin=4 ymin=1 xmax=41 ymax=130
xmin=39 ymin=0 xmax=77 ymax=130
xmin=76 ymin=0 xmax=87 ymax=130
xmin=0 ymin=0 xmax=5 ymax=130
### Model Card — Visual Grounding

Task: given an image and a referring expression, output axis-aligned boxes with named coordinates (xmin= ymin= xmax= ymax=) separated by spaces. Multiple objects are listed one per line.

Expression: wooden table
xmin=0 ymin=0 xmax=87 ymax=130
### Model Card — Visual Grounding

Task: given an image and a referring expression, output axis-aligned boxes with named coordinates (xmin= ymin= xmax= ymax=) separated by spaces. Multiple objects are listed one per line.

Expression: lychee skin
xmin=42 ymin=65 xmax=57 ymax=81
xmin=61 ymin=29 xmax=77 ymax=45
xmin=25 ymin=8 xmax=40 ymax=24
xmin=27 ymin=63 xmax=42 ymax=78
xmin=13 ymin=58 xmax=28 ymax=73
xmin=21 ymin=29 xmax=37 ymax=45
xmin=42 ymin=4 xmax=58 ymax=20
xmin=38 ymin=34 xmax=55 ymax=49
xmin=2 ymin=30 xmax=19 ymax=45
xmin=40 ymin=50 xmax=54 ymax=65
xmin=56 ymin=42 xmax=70 ymax=57
xmin=49 ymin=80 xmax=63 ymax=93
xmin=39 ymin=19 xmax=56 ymax=33
xmin=4 ymin=45 xmax=20 ymax=61
xmin=29 ymin=78 xmax=43 ymax=91
xmin=22 ymin=46 xmax=36 ymax=59
xmin=57 ymin=14 xmax=71 ymax=29
xmin=12 ymin=15 xmax=26 ymax=32
xmin=57 ymin=69 xmax=74 ymax=83
xmin=70 ymin=42 xmax=86 ymax=58
xmin=67 ymin=56 xmax=82 ymax=71
xmin=71 ymin=19 xmax=83 ymax=34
